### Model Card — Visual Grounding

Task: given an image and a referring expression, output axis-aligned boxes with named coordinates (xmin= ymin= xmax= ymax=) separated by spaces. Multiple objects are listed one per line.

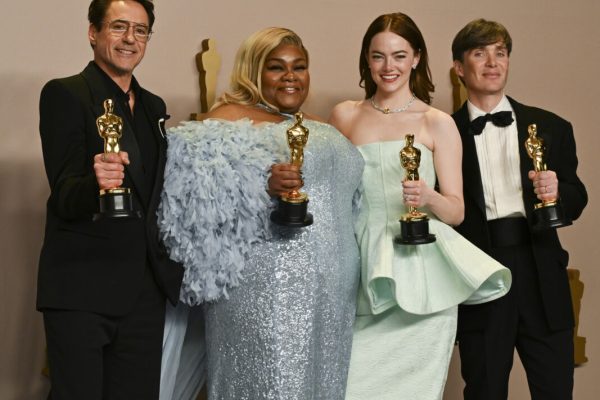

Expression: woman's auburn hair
xmin=359 ymin=13 xmax=434 ymax=104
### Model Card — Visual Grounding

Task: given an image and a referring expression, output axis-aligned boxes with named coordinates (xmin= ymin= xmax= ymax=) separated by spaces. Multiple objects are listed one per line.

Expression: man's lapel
xmin=81 ymin=63 xmax=148 ymax=207
xmin=509 ymin=97 xmax=537 ymax=221
xmin=455 ymin=102 xmax=486 ymax=215
xmin=141 ymin=94 xmax=169 ymax=213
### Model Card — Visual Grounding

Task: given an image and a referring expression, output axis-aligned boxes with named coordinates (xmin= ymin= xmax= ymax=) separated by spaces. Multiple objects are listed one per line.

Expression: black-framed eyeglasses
xmin=103 ymin=19 xmax=153 ymax=42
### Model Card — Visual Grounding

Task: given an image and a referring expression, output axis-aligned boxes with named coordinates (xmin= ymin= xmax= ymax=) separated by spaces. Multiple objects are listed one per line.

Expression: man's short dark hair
xmin=88 ymin=0 xmax=155 ymax=30
xmin=452 ymin=18 xmax=512 ymax=62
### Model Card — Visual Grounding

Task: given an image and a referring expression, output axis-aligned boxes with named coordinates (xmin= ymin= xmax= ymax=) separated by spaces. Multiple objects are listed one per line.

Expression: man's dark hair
xmin=452 ymin=18 xmax=512 ymax=62
xmin=88 ymin=0 xmax=155 ymax=30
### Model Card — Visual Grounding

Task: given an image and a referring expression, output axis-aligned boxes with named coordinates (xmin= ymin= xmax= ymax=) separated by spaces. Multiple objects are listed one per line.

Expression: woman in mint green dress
xmin=329 ymin=13 xmax=512 ymax=400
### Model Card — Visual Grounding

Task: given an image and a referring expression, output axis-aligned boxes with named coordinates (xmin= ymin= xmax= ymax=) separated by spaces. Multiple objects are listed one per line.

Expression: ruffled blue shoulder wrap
xmin=157 ymin=119 xmax=285 ymax=305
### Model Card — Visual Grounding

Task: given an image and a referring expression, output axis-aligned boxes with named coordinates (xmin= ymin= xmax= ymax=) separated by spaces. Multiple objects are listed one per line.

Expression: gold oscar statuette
xmin=395 ymin=134 xmax=435 ymax=244
xmin=525 ymin=124 xmax=571 ymax=230
xmin=270 ymin=112 xmax=313 ymax=227
xmin=93 ymin=99 xmax=141 ymax=221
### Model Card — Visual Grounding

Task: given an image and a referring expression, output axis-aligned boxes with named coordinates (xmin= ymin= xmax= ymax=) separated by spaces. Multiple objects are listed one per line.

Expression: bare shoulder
xmin=330 ymin=100 xmax=362 ymax=118
xmin=329 ymin=100 xmax=363 ymax=135
xmin=424 ymin=106 xmax=459 ymax=134
xmin=303 ymin=112 xmax=326 ymax=123
xmin=204 ymin=103 xmax=252 ymax=121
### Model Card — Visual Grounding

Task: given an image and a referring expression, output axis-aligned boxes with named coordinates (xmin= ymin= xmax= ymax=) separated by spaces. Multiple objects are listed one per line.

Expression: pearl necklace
xmin=370 ymin=94 xmax=416 ymax=114
xmin=255 ymin=102 xmax=296 ymax=119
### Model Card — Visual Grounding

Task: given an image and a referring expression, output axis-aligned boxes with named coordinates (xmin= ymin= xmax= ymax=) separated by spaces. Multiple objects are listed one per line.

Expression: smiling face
xmin=367 ymin=31 xmax=419 ymax=96
xmin=260 ymin=44 xmax=309 ymax=113
xmin=88 ymin=0 xmax=149 ymax=84
xmin=454 ymin=41 xmax=509 ymax=102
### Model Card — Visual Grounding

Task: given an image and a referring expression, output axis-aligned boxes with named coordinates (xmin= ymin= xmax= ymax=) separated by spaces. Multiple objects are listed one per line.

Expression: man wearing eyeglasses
xmin=37 ymin=1 xmax=183 ymax=398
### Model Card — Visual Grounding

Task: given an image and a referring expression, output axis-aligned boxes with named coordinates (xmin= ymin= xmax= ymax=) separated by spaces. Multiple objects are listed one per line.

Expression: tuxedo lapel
xmin=455 ymin=103 xmax=486 ymax=215
xmin=82 ymin=65 xmax=113 ymax=120
xmin=509 ymin=97 xmax=537 ymax=221
xmin=141 ymin=95 xmax=169 ymax=217
xmin=81 ymin=64 xmax=149 ymax=209
xmin=114 ymin=102 xmax=149 ymax=206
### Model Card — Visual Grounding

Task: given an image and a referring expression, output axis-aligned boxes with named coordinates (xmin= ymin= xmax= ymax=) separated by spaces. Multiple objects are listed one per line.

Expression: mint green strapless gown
xmin=346 ymin=141 xmax=512 ymax=400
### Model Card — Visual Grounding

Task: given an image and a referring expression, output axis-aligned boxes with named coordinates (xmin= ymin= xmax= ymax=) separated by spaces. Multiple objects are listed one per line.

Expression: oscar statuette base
xmin=532 ymin=201 xmax=572 ymax=231
xmin=395 ymin=217 xmax=436 ymax=245
xmin=270 ymin=197 xmax=313 ymax=228
xmin=93 ymin=188 xmax=141 ymax=221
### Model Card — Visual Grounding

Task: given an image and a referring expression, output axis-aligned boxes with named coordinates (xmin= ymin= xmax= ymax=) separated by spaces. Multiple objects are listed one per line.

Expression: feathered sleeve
xmin=157 ymin=119 xmax=284 ymax=305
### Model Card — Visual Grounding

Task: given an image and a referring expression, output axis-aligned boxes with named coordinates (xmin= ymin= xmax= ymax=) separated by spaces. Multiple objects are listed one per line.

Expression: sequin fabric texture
xmin=204 ymin=120 xmax=364 ymax=400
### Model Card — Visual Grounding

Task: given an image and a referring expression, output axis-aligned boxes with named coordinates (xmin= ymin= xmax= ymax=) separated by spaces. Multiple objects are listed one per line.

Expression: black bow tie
xmin=469 ymin=111 xmax=514 ymax=135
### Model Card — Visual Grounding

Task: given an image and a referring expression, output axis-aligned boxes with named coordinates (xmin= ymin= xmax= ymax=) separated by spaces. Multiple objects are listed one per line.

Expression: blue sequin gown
xmin=158 ymin=118 xmax=364 ymax=400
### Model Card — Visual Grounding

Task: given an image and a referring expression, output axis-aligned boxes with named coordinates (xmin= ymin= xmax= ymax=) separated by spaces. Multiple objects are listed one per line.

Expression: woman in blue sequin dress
xmin=329 ymin=13 xmax=512 ymax=399
xmin=158 ymin=27 xmax=363 ymax=400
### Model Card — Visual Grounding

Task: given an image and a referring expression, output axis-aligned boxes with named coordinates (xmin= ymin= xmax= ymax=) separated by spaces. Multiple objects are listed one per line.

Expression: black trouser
xmin=44 ymin=268 xmax=166 ymax=400
xmin=458 ymin=218 xmax=574 ymax=400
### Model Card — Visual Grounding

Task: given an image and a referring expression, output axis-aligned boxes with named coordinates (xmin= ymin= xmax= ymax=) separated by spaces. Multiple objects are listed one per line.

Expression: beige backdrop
xmin=1 ymin=1 xmax=598 ymax=399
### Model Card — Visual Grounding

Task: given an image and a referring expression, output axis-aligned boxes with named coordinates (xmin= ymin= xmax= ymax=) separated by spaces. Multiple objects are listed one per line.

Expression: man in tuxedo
xmin=451 ymin=19 xmax=587 ymax=400
xmin=37 ymin=1 xmax=183 ymax=398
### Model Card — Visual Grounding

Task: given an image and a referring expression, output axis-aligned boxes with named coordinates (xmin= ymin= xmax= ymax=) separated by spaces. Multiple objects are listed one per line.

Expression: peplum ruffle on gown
xmin=346 ymin=140 xmax=511 ymax=400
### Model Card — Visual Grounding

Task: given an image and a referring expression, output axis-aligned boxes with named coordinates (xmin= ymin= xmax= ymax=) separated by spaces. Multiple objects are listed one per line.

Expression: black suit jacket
xmin=37 ymin=62 xmax=183 ymax=316
xmin=452 ymin=97 xmax=587 ymax=331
